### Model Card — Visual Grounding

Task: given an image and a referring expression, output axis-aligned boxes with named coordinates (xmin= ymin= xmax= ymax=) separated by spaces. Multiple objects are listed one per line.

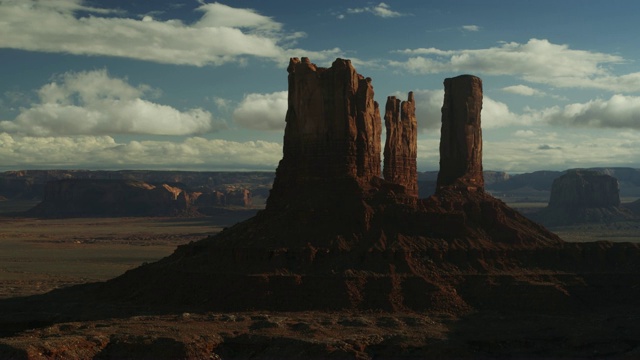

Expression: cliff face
xmin=436 ymin=75 xmax=484 ymax=191
xmin=28 ymin=179 xmax=252 ymax=217
xmin=383 ymin=93 xmax=418 ymax=198
xmin=549 ymin=170 xmax=620 ymax=208
xmin=532 ymin=170 xmax=633 ymax=226
xmin=267 ymin=58 xmax=381 ymax=210
xmin=29 ymin=179 xmax=188 ymax=217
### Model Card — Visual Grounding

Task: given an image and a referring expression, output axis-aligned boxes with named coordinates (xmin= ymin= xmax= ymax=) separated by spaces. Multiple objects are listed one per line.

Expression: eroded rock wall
xmin=436 ymin=75 xmax=484 ymax=191
xmin=549 ymin=170 xmax=620 ymax=208
xmin=267 ymin=58 xmax=381 ymax=209
xmin=383 ymin=92 xmax=418 ymax=197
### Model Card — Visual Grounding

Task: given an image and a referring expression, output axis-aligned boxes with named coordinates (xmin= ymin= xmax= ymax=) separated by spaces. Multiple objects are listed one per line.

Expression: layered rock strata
xmin=28 ymin=179 xmax=253 ymax=217
xmin=383 ymin=92 xmax=418 ymax=198
xmin=436 ymin=75 xmax=484 ymax=191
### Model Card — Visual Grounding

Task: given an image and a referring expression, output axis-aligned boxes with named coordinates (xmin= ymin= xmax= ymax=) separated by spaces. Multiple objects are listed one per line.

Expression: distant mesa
xmin=532 ymin=169 xmax=635 ymax=226
xmin=26 ymin=178 xmax=255 ymax=218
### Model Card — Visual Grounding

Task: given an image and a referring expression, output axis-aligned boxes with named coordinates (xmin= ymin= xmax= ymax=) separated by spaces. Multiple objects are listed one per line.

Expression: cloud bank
xmin=541 ymin=94 xmax=640 ymax=129
xmin=0 ymin=133 xmax=282 ymax=170
xmin=0 ymin=70 xmax=222 ymax=136
xmin=391 ymin=39 xmax=640 ymax=91
xmin=0 ymin=0 xmax=341 ymax=66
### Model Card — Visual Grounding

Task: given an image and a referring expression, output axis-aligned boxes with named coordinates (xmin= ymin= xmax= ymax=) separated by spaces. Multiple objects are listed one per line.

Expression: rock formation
xmin=383 ymin=93 xmax=418 ymax=198
xmin=27 ymin=179 xmax=253 ymax=217
xmin=267 ymin=57 xmax=381 ymax=211
xmin=549 ymin=170 xmax=620 ymax=208
xmin=59 ymin=58 xmax=576 ymax=314
xmin=533 ymin=169 xmax=634 ymax=226
xmin=0 ymin=170 xmax=274 ymax=201
xmin=436 ymin=75 xmax=484 ymax=191
xmin=0 ymin=58 xmax=638 ymax=359
xmin=28 ymin=179 xmax=189 ymax=217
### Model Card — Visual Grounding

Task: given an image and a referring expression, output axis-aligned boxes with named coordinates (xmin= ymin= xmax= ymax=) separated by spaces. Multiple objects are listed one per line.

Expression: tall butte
xmin=383 ymin=92 xmax=418 ymax=198
xmin=436 ymin=75 xmax=484 ymax=191
xmin=267 ymin=57 xmax=381 ymax=210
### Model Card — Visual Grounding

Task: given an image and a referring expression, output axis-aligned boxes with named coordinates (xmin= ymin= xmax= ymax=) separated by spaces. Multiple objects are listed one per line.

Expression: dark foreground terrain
xmin=0 ymin=209 xmax=638 ymax=359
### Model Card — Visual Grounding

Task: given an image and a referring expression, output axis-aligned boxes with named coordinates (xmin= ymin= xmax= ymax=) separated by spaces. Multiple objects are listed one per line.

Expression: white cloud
xmin=0 ymin=0 xmax=342 ymax=66
xmin=502 ymin=85 xmax=545 ymax=97
xmin=462 ymin=25 xmax=480 ymax=32
xmin=0 ymin=133 xmax=282 ymax=170
xmin=233 ymin=91 xmax=288 ymax=131
xmin=0 ymin=70 xmax=222 ymax=136
xmin=482 ymin=130 xmax=640 ymax=172
xmin=514 ymin=129 xmax=536 ymax=137
xmin=541 ymin=94 xmax=640 ymax=129
xmin=390 ymin=39 xmax=640 ymax=91
xmin=346 ymin=3 xmax=404 ymax=18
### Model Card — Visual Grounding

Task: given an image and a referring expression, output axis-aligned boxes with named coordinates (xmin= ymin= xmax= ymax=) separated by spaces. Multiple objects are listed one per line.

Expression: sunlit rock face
xmin=436 ymin=75 xmax=484 ymax=191
xmin=267 ymin=57 xmax=382 ymax=210
xmin=383 ymin=92 xmax=418 ymax=198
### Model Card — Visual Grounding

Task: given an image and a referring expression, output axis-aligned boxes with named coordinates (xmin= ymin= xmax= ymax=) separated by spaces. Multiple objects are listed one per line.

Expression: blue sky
xmin=1 ymin=0 xmax=640 ymax=173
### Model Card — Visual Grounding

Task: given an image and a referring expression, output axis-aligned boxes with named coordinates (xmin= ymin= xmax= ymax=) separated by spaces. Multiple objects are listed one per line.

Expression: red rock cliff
xmin=267 ymin=57 xmax=381 ymax=210
xmin=436 ymin=75 xmax=484 ymax=191
xmin=383 ymin=92 xmax=418 ymax=197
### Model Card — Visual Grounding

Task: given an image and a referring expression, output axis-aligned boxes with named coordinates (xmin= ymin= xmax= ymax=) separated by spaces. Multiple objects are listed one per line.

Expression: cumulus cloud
xmin=462 ymin=25 xmax=480 ymax=32
xmin=346 ymin=3 xmax=405 ymax=18
xmin=514 ymin=129 xmax=536 ymax=137
xmin=233 ymin=91 xmax=288 ymax=131
xmin=0 ymin=133 xmax=282 ymax=170
xmin=502 ymin=85 xmax=545 ymax=97
xmin=0 ymin=70 xmax=222 ymax=136
xmin=408 ymin=89 xmax=528 ymax=131
xmin=541 ymin=94 xmax=640 ymax=129
xmin=391 ymin=39 xmax=640 ymax=92
xmin=482 ymin=130 xmax=640 ymax=172
xmin=0 ymin=0 xmax=342 ymax=66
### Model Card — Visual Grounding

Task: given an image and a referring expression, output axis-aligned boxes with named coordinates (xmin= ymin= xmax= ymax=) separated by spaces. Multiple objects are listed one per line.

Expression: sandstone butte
xmin=534 ymin=169 xmax=636 ymax=226
xmin=0 ymin=58 xmax=638 ymax=351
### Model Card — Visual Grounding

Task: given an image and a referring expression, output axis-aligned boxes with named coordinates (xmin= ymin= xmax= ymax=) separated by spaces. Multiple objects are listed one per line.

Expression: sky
xmin=2 ymin=0 xmax=640 ymax=173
